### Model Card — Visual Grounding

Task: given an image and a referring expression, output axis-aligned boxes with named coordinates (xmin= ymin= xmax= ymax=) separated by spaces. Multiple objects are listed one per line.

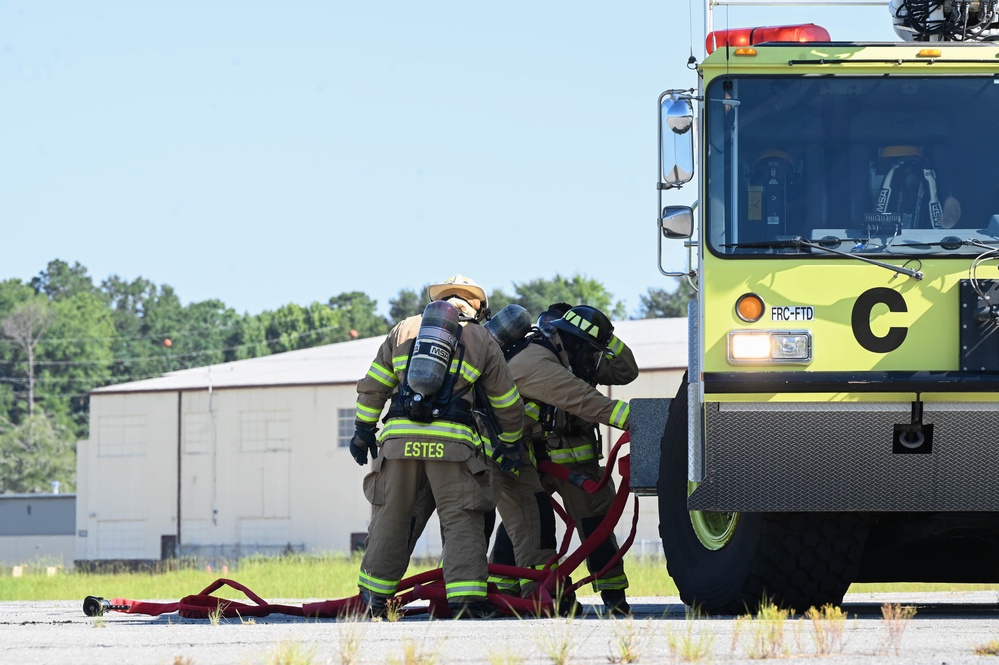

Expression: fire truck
xmin=631 ymin=0 xmax=999 ymax=614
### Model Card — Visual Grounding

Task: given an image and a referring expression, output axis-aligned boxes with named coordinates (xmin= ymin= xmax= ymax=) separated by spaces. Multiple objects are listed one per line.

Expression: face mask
xmin=569 ymin=343 xmax=603 ymax=382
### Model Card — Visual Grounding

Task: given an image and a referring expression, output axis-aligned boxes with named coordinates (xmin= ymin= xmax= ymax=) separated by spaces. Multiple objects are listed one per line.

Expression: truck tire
xmin=658 ymin=376 xmax=868 ymax=615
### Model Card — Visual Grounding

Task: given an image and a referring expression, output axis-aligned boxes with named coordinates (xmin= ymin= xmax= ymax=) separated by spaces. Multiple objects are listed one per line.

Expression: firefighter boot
xmin=359 ymin=588 xmax=389 ymax=619
xmin=601 ymin=589 xmax=632 ymax=617
xmin=557 ymin=588 xmax=583 ymax=617
xmin=448 ymin=600 xmax=498 ymax=619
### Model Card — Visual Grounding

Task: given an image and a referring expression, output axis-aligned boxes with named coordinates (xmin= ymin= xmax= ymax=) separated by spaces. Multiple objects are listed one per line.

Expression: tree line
xmin=0 ymin=260 xmax=694 ymax=493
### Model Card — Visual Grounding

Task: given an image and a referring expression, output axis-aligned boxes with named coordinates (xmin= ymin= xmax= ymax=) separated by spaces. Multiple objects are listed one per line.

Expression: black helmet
xmin=536 ymin=302 xmax=572 ymax=337
xmin=549 ymin=305 xmax=613 ymax=349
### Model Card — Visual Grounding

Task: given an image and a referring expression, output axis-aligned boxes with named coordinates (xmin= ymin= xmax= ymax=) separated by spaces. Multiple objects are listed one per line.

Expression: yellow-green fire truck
xmin=631 ymin=0 xmax=999 ymax=614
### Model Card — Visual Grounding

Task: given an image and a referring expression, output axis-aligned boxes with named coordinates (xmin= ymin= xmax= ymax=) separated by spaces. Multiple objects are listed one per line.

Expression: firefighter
xmin=483 ymin=304 xmax=571 ymax=607
xmin=870 ymin=145 xmax=961 ymax=229
xmin=499 ymin=303 xmax=637 ymax=616
xmin=349 ymin=275 xmax=525 ymax=619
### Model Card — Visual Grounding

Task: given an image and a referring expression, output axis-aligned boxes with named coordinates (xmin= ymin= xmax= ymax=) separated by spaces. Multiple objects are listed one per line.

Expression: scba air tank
xmin=407 ymin=300 xmax=461 ymax=414
xmin=484 ymin=304 xmax=532 ymax=351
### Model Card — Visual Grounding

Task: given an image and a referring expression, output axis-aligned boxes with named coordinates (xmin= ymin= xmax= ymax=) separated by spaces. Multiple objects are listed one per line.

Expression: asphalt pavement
xmin=4 ymin=591 xmax=999 ymax=664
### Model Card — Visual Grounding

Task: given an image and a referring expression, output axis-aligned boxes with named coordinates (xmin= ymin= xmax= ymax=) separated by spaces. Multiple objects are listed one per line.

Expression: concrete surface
xmin=3 ymin=592 xmax=999 ymax=664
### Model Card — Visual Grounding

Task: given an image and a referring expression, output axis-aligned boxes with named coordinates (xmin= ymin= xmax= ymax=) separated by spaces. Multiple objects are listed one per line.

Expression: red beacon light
xmin=705 ymin=23 xmax=831 ymax=54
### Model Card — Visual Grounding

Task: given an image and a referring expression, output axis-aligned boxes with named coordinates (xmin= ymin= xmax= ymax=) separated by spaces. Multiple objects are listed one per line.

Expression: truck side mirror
xmin=661 ymin=205 xmax=694 ymax=239
xmin=661 ymin=96 xmax=695 ymax=189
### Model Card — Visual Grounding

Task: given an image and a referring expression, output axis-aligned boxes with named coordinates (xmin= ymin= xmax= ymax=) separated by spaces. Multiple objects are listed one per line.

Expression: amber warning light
xmin=706 ymin=24 xmax=831 ymax=55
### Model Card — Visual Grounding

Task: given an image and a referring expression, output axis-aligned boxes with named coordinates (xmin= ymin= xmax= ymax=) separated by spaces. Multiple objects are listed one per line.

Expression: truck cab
xmin=640 ymin=2 xmax=999 ymax=614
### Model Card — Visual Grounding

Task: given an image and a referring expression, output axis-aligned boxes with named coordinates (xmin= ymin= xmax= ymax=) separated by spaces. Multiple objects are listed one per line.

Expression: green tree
xmin=2 ymin=298 xmax=56 ymax=417
xmin=328 ymin=291 xmax=389 ymax=340
xmin=0 ymin=281 xmax=41 ymax=426
xmin=636 ymin=280 xmax=697 ymax=319
xmin=181 ymin=299 xmax=242 ymax=366
xmin=30 ymin=260 xmax=98 ymax=301
xmin=0 ymin=412 xmax=76 ymax=493
xmin=36 ymin=292 xmax=115 ymax=439
xmin=224 ymin=313 xmax=271 ymax=362
xmin=263 ymin=302 xmax=342 ymax=354
xmin=505 ymin=274 xmax=626 ymax=320
xmin=388 ymin=287 xmax=425 ymax=324
xmin=101 ymin=274 xmax=158 ymax=383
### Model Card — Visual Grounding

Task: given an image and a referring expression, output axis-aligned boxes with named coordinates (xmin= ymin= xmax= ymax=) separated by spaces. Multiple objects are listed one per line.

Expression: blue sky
xmin=1 ymin=1 xmax=896 ymax=318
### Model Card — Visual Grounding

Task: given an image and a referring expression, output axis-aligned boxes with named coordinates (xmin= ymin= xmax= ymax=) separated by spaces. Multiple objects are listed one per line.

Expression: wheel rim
xmin=688 ymin=481 xmax=739 ymax=550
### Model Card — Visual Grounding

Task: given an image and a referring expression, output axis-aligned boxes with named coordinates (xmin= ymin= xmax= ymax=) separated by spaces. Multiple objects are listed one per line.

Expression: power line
xmin=0 ymin=325 xmax=346 ymax=367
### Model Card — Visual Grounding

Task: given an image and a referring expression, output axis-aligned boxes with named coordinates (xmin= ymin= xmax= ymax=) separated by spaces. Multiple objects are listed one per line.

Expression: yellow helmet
xmin=427 ymin=275 xmax=489 ymax=321
xmin=880 ymin=145 xmax=922 ymax=159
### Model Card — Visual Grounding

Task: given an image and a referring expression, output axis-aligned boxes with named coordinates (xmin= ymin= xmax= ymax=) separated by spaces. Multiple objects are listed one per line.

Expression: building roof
xmin=91 ymin=317 xmax=687 ymax=395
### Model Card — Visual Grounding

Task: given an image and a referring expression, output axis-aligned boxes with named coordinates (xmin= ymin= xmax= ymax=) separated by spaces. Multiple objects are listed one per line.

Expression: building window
xmin=98 ymin=415 xmax=147 ymax=457
xmin=240 ymin=410 xmax=291 ymax=452
xmin=338 ymin=408 xmax=354 ymax=447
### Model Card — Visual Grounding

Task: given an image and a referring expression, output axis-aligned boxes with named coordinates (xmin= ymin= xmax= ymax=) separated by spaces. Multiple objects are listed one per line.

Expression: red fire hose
xmin=84 ymin=432 xmax=637 ymax=620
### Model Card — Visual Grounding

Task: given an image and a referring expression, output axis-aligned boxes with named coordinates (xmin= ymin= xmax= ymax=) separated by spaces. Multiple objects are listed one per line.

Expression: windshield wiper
xmin=723 ymin=237 xmax=923 ymax=280
xmin=887 ymin=236 xmax=999 ymax=250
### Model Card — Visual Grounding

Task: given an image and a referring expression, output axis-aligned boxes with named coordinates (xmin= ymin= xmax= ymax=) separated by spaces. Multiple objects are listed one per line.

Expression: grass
xmin=880 ymin=602 xmax=917 ymax=656
xmin=485 ymin=647 xmax=526 ymax=665
xmin=266 ymin=640 xmax=317 ymax=665
xmin=666 ymin=607 xmax=714 ymax=662
xmin=2 ymin=552 xmax=998 ymax=602
xmin=737 ymin=599 xmax=792 ymax=659
xmin=336 ymin=613 xmax=363 ymax=665
xmin=535 ymin=618 xmax=578 ymax=665
xmin=388 ymin=637 xmax=438 ymax=665
xmin=0 ymin=552 xmax=437 ymax=602
xmin=607 ymin=616 xmax=644 ymax=664
xmin=804 ymin=603 xmax=849 ymax=655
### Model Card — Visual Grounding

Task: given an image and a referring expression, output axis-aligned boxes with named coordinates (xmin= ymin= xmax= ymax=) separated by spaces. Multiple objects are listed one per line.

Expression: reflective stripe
xmin=607 ymin=335 xmax=624 ymax=356
xmin=524 ymin=401 xmax=541 ymax=422
xmin=592 ymin=574 xmax=629 ymax=592
xmin=488 ymin=385 xmax=521 ymax=410
xmin=488 ymin=575 xmax=520 ymax=594
xmin=445 ymin=580 xmax=488 ymax=599
xmin=482 ymin=439 xmax=522 ymax=476
xmin=358 ymin=570 xmax=399 ymax=595
xmin=565 ymin=311 xmax=604 ymax=341
xmin=355 ymin=402 xmax=381 ymax=425
xmin=609 ymin=400 xmax=630 ymax=429
xmin=497 ymin=426 xmax=523 ymax=444
xmin=549 ymin=444 xmax=596 ymax=464
xmin=366 ymin=362 xmax=398 ymax=388
xmin=392 ymin=355 xmax=409 ymax=373
xmin=380 ymin=419 xmax=481 ymax=446
xmin=458 ymin=359 xmax=481 ymax=383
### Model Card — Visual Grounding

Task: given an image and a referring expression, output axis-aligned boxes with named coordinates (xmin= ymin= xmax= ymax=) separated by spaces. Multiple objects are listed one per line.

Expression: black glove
xmin=349 ymin=425 xmax=378 ymax=466
xmin=496 ymin=440 xmax=523 ymax=476
xmin=532 ymin=439 xmax=551 ymax=464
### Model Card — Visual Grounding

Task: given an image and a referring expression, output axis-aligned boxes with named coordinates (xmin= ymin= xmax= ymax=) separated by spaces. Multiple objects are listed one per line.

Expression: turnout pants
xmin=541 ymin=460 xmax=629 ymax=593
xmin=359 ymin=455 xmax=495 ymax=603
xmin=489 ymin=462 xmax=558 ymax=594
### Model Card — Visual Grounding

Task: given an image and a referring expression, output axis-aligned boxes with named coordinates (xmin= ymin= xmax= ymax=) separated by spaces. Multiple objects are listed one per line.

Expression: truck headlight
xmin=728 ymin=330 xmax=812 ymax=363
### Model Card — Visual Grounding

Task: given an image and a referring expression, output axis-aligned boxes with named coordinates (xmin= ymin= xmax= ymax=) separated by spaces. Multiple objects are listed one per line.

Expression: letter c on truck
xmin=851 ymin=287 xmax=908 ymax=353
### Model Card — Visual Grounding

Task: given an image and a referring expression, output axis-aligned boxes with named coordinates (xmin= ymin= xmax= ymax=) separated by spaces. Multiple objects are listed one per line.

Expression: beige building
xmin=76 ymin=318 xmax=686 ymax=565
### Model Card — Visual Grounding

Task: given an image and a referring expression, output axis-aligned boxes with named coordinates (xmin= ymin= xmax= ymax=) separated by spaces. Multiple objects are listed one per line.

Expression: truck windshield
xmin=705 ymin=75 xmax=999 ymax=257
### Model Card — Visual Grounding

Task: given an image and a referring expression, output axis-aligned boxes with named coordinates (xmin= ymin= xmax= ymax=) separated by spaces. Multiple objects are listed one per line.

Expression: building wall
xmin=0 ymin=536 xmax=76 ymax=568
xmin=78 ymin=367 xmax=684 ymax=563
xmin=175 ymin=385 xmax=371 ymax=557
xmin=1 ymin=495 xmax=76 ymax=569
xmin=77 ymin=392 xmax=181 ymax=561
